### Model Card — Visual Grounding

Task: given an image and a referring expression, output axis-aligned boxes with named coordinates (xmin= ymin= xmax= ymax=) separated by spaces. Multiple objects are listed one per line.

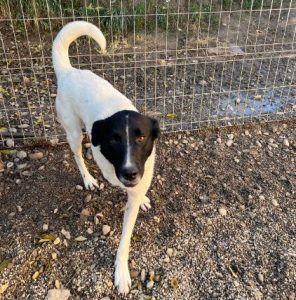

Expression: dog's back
xmin=52 ymin=21 xmax=136 ymax=130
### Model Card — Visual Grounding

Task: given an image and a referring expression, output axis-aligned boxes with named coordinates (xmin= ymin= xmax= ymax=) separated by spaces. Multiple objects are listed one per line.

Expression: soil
xmin=0 ymin=120 xmax=295 ymax=300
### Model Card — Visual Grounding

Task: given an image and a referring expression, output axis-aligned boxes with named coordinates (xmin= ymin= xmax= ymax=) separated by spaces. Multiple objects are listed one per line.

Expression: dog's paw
xmin=114 ymin=262 xmax=131 ymax=295
xmin=83 ymin=174 xmax=99 ymax=190
xmin=140 ymin=196 xmax=151 ymax=212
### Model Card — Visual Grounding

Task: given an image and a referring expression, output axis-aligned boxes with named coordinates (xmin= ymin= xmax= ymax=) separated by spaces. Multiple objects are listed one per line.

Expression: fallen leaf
xmin=0 ymin=86 xmax=6 ymax=94
xmin=170 ymin=277 xmax=179 ymax=289
xmin=132 ymin=234 xmax=139 ymax=242
xmin=35 ymin=117 xmax=44 ymax=124
xmin=255 ymin=290 xmax=263 ymax=297
xmin=0 ymin=260 xmax=11 ymax=273
xmin=75 ymin=236 xmax=87 ymax=242
xmin=228 ymin=266 xmax=238 ymax=278
xmin=0 ymin=283 xmax=9 ymax=294
xmin=166 ymin=113 xmax=177 ymax=118
xmin=39 ymin=233 xmax=56 ymax=243
xmin=0 ymin=150 xmax=17 ymax=155
xmin=32 ymin=271 xmax=40 ymax=280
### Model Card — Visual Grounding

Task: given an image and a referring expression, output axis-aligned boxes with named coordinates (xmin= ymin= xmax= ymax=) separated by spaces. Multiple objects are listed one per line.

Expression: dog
xmin=52 ymin=21 xmax=160 ymax=294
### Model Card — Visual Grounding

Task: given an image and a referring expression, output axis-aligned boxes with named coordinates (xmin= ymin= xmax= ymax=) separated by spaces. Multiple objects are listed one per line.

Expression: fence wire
xmin=0 ymin=0 xmax=295 ymax=146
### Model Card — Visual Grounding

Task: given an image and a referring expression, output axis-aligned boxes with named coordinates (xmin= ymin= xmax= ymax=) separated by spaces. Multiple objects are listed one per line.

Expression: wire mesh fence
xmin=0 ymin=0 xmax=295 ymax=147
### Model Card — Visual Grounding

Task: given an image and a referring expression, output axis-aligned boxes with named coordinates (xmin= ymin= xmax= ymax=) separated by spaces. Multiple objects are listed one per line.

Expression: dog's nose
xmin=122 ymin=167 xmax=139 ymax=181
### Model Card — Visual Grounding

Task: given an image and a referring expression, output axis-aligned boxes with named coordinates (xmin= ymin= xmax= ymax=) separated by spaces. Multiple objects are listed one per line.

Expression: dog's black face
xmin=91 ymin=110 xmax=160 ymax=187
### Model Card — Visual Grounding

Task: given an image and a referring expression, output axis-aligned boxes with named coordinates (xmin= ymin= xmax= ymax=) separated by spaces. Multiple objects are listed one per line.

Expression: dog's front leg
xmin=114 ymin=194 xmax=141 ymax=295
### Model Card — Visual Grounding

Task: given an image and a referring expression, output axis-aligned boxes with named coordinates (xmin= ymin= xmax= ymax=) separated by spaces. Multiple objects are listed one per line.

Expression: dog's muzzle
xmin=119 ymin=166 xmax=141 ymax=187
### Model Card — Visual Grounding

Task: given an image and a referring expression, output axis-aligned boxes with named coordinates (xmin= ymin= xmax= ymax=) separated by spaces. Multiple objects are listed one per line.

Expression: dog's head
xmin=91 ymin=110 xmax=160 ymax=187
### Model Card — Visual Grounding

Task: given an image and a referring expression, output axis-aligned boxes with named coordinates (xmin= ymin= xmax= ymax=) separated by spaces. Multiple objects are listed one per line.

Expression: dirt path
xmin=0 ymin=120 xmax=295 ymax=299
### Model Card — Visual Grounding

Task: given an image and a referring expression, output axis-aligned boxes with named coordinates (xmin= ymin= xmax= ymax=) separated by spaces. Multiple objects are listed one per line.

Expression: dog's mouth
xmin=119 ymin=177 xmax=140 ymax=188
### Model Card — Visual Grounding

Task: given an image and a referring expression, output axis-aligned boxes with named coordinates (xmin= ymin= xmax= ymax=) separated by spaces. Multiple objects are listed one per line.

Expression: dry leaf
xmin=0 ymin=259 xmax=11 ymax=273
xmin=39 ymin=234 xmax=56 ymax=243
xmin=35 ymin=117 xmax=44 ymax=124
xmin=166 ymin=113 xmax=177 ymax=118
xmin=0 ymin=150 xmax=16 ymax=155
xmin=0 ymin=86 xmax=6 ymax=94
xmin=75 ymin=236 xmax=87 ymax=242
xmin=0 ymin=283 xmax=9 ymax=294
xmin=170 ymin=277 xmax=179 ymax=289
xmin=32 ymin=271 xmax=40 ymax=280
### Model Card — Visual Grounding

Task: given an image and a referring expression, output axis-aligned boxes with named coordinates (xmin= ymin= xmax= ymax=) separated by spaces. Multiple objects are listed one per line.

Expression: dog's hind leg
xmin=56 ymin=101 xmax=99 ymax=190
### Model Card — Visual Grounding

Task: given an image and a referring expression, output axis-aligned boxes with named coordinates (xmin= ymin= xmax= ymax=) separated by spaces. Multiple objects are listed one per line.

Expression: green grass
xmin=0 ymin=0 xmax=284 ymax=37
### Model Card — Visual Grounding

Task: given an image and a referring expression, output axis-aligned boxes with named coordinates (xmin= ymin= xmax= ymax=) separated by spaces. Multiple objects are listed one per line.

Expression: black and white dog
xmin=52 ymin=21 xmax=160 ymax=294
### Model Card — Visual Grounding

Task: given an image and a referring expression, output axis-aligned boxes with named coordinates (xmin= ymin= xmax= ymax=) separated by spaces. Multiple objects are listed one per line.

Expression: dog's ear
xmin=150 ymin=118 xmax=160 ymax=140
xmin=91 ymin=120 xmax=105 ymax=146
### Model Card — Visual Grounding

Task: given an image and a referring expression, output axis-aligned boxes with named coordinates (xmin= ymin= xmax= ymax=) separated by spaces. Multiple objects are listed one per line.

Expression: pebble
xmin=51 ymin=252 xmax=57 ymax=260
xmin=227 ymin=134 xmax=234 ymax=140
xmin=54 ymin=279 xmax=61 ymax=289
xmin=100 ymin=297 xmax=110 ymax=300
xmin=85 ymin=194 xmax=92 ymax=203
xmin=45 ymin=289 xmax=70 ymax=300
xmin=146 ymin=281 xmax=154 ymax=289
xmin=61 ymin=229 xmax=71 ymax=239
xmin=199 ymin=79 xmax=208 ymax=86
xmin=32 ymin=271 xmax=40 ymax=280
xmin=163 ymin=256 xmax=170 ymax=263
xmin=257 ymin=273 xmax=264 ymax=283
xmin=216 ymin=137 xmax=222 ymax=144
xmin=17 ymin=124 xmax=29 ymax=129
xmin=81 ymin=208 xmax=91 ymax=218
xmin=259 ymin=195 xmax=265 ymax=201
xmin=102 ymin=225 xmax=111 ymax=235
xmin=29 ymin=152 xmax=43 ymax=160
xmin=141 ymin=269 xmax=146 ymax=282
xmin=283 ymin=138 xmax=289 ymax=147
xmin=7 ymin=162 xmax=14 ymax=168
xmin=50 ymin=139 xmax=59 ymax=146
xmin=130 ymin=270 xmax=139 ymax=278
xmin=53 ymin=237 xmax=61 ymax=245
xmin=0 ymin=160 xmax=4 ymax=173
xmin=166 ymin=248 xmax=173 ymax=257
xmin=226 ymin=139 xmax=233 ymax=147
xmin=17 ymin=163 xmax=27 ymax=170
xmin=16 ymin=151 xmax=27 ymax=159
xmin=16 ymin=205 xmax=22 ymax=212
xmin=87 ymin=228 xmax=93 ymax=234
xmin=272 ymin=199 xmax=279 ymax=207
xmin=99 ymin=183 xmax=105 ymax=190
xmin=43 ymin=224 xmax=49 ymax=231
xmin=149 ymin=270 xmax=155 ymax=281
xmin=76 ymin=185 xmax=83 ymax=191
xmin=6 ymin=139 xmax=14 ymax=148
xmin=218 ymin=208 xmax=227 ymax=216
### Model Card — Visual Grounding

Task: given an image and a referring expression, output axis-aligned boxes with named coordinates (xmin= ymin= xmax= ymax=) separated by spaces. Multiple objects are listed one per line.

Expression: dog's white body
xmin=53 ymin=21 xmax=155 ymax=294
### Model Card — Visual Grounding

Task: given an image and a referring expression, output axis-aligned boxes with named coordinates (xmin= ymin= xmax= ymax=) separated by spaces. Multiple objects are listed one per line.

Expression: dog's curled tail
xmin=52 ymin=21 xmax=106 ymax=74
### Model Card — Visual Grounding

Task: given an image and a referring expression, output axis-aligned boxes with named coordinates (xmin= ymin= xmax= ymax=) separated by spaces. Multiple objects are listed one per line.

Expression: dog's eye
xmin=136 ymin=136 xmax=146 ymax=143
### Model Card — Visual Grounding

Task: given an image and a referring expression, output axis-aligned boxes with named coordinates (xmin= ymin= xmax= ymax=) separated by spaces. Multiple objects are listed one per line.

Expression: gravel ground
xmin=0 ymin=120 xmax=295 ymax=300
